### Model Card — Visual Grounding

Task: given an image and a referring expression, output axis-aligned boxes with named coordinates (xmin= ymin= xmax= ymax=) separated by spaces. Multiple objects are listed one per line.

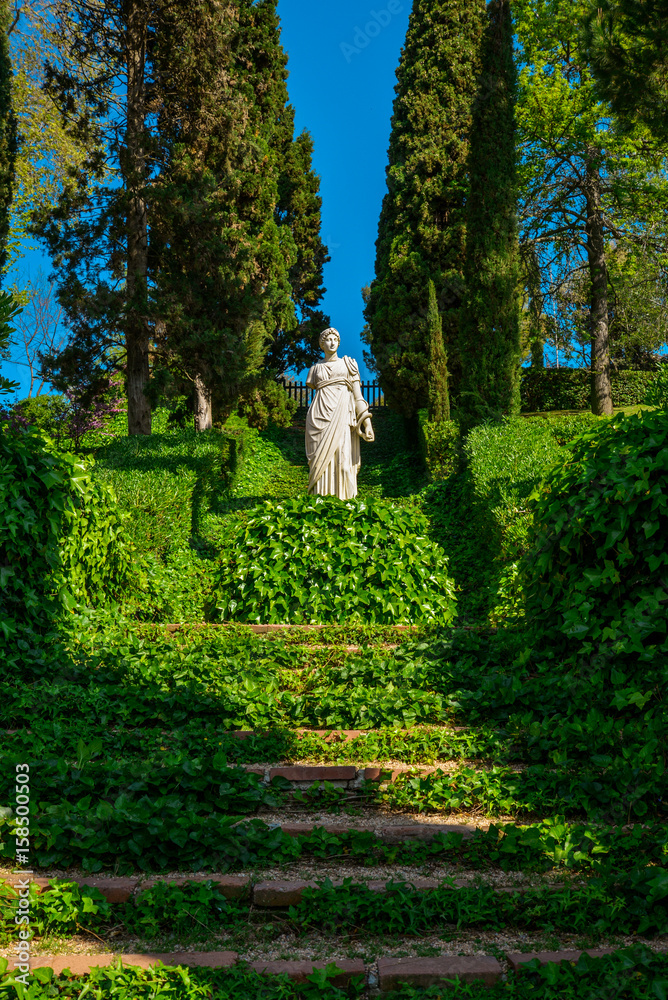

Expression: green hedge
xmin=520 ymin=369 xmax=655 ymax=412
xmin=417 ymin=410 xmax=460 ymax=480
xmin=521 ymin=408 xmax=668 ymax=669
xmin=0 ymin=428 xmax=138 ymax=636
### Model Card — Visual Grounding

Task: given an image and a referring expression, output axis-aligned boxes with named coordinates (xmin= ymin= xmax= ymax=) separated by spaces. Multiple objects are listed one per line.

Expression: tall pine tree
xmin=362 ymin=0 xmax=486 ymax=423
xmin=458 ymin=0 xmax=521 ymax=423
xmin=583 ymin=0 xmax=668 ymax=144
xmin=33 ymin=0 xmax=158 ymax=434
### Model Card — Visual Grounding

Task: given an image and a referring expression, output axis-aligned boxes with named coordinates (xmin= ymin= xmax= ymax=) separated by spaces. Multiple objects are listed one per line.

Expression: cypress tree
xmin=458 ymin=0 xmax=521 ymax=423
xmin=266 ymin=127 xmax=330 ymax=375
xmin=0 ymin=0 xmax=16 ymax=279
xmin=426 ymin=280 xmax=450 ymax=422
xmin=151 ymin=0 xmax=329 ymax=427
xmin=150 ymin=0 xmax=288 ymax=428
xmin=363 ymin=0 xmax=486 ymax=421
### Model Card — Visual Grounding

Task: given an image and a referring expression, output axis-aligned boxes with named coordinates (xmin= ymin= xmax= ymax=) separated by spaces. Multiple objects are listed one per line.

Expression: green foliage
xmin=124 ymin=880 xmax=244 ymax=940
xmin=0 ymin=959 xmax=360 ymax=999
xmin=582 ymin=0 xmax=668 ymax=144
xmin=389 ymin=948 xmax=668 ymax=999
xmin=643 ymin=365 xmax=668 ymax=408
xmin=521 ymin=368 xmax=658 ymax=412
xmin=372 ymin=760 xmax=667 ymax=820
xmin=0 ymin=289 xmax=20 ymax=395
xmin=207 ymin=495 xmax=457 ymax=625
xmin=8 ymin=872 xmax=668 ymax=946
xmin=0 ymin=429 xmax=137 ymax=635
xmin=463 ymin=415 xmax=593 ymax=557
xmin=521 ymin=409 xmax=668 ymax=665
xmin=362 ymin=0 xmax=486 ymax=417
xmin=1 ymin=879 xmax=111 ymax=940
xmin=238 ymin=376 xmax=298 ymax=431
xmin=7 ymin=393 xmax=70 ymax=439
xmin=418 ymin=410 xmax=460 ymax=481
xmin=515 ymin=0 xmax=668 ymax=415
xmin=91 ymin=425 xmax=253 ymax=622
xmin=459 ymin=0 xmax=521 ymax=424
xmin=426 ymin=279 xmax=450 ymax=422
xmin=292 ymin=874 xmax=668 ymax=937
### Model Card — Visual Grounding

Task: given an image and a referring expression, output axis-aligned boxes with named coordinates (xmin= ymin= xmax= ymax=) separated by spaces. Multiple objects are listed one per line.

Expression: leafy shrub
xmin=2 ymin=379 xmax=124 ymax=452
xmin=238 ymin=375 xmax=298 ymax=430
xmin=417 ymin=411 xmax=460 ymax=480
xmin=207 ymin=495 xmax=457 ymax=624
xmin=521 ymin=368 xmax=655 ymax=412
xmin=643 ymin=364 xmax=668 ymax=408
xmin=0 ymin=428 xmax=138 ymax=636
xmin=521 ymin=409 xmax=668 ymax=667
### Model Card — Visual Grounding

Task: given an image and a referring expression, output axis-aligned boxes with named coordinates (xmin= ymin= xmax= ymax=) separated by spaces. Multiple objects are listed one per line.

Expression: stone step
xmin=241 ymin=762 xmax=456 ymax=790
xmin=4 ymin=948 xmax=625 ymax=988
xmin=4 ymin=872 xmax=567 ymax=907
xmin=506 ymin=948 xmax=617 ymax=972
xmin=377 ymin=955 xmax=502 ymax=991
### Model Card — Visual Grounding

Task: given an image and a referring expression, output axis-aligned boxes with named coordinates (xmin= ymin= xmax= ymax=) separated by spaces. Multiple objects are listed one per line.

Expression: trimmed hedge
xmin=521 ymin=369 xmax=655 ymax=412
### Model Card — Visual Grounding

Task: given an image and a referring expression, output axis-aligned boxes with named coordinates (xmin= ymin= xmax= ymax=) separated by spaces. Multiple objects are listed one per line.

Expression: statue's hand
xmin=361 ymin=419 xmax=375 ymax=442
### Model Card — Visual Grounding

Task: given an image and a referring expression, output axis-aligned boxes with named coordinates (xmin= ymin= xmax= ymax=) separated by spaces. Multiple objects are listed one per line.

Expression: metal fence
xmin=280 ymin=379 xmax=386 ymax=409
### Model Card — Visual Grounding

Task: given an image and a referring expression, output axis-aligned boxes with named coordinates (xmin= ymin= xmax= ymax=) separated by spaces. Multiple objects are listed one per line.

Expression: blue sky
xmin=277 ymin=0 xmax=411 ymax=379
xmin=3 ymin=0 xmax=411 ymax=395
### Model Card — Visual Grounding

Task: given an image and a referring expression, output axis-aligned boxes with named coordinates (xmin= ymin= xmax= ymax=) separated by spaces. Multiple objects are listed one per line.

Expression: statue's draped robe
xmin=305 ymin=356 xmax=361 ymax=499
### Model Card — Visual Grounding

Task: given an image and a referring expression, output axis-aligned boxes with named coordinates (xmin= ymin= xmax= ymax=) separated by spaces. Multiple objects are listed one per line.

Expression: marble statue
xmin=305 ymin=328 xmax=374 ymax=499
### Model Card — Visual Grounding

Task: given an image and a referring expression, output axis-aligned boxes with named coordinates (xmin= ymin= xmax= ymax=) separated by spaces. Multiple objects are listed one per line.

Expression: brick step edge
xmin=2 ymin=949 xmax=620 ymax=987
xmin=4 ymin=872 xmax=571 ymax=907
xmin=163 ymin=623 xmax=419 ymax=634
xmin=3 ymin=727 xmax=470 ymax=738
xmin=240 ymin=763 xmax=457 ymax=788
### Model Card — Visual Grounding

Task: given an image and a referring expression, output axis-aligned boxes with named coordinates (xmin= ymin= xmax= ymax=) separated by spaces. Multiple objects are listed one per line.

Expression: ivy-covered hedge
xmin=521 ymin=409 xmax=668 ymax=669
xmin=0 ymin=427 xmax=139 ymax=636
xmin=520 ymin=369 xmax=655 ymax=412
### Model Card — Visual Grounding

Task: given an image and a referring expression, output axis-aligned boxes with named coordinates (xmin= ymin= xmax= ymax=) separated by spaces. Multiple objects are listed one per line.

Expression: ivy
xmin=0 ymin=428 xmax=139 ymax=637
xmin=521 ymin=409 xmax=668 ymax=667
xmin=206 ymin=495 xmax=457 ymax=625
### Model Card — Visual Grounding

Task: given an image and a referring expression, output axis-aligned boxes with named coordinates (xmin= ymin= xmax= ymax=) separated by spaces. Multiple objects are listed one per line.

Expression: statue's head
xmin=319 ymin=327 xmax=340 ymax=350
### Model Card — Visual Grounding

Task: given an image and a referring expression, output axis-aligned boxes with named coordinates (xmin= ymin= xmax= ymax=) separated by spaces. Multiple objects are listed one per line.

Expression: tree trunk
xmin=125 ymin=0 xmax=151 ymax=436
xmin=584 ymin=150 xmax=613 ymax=416
xmin=194 ymin=374 xmax=213 ymax=432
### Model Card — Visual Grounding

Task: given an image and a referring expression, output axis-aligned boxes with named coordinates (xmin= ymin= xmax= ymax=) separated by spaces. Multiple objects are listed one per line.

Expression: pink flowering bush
xmin=0 ymin=376 xmax=125 ymax=451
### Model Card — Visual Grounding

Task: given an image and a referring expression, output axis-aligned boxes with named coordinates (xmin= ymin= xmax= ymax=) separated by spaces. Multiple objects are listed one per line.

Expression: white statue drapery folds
xmin=305 ymin=328 xmax=374 ymax=499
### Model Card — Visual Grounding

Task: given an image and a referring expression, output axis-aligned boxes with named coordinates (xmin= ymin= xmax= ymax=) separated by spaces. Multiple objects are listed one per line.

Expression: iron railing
xmin=280 ymin=378 xmax=385 ymax=409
